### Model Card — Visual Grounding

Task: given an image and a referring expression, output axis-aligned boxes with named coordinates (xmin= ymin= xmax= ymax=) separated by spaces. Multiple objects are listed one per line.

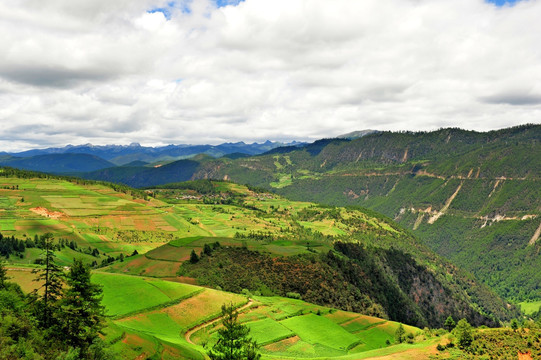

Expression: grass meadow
xmin=519 ymin=300 xmax=541 ymax=315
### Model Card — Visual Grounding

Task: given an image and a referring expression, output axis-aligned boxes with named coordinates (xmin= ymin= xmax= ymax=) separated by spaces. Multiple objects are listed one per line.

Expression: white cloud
xmin=0 ymin=0 xmax=540 ymax=151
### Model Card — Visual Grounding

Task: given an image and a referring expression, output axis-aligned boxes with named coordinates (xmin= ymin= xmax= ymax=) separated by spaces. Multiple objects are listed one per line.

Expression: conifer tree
xmin=0 ymin=260 xmax=7 ymax=289
xmin=31 ymin=233 xmax=64 ymax=328
xmin=454 ymin=319 xmax=473 ymax=349
xmin=395 ymin=323 xmax=406 ymax=344
xmin=511 ymin=318 xmax=519 ymax=332
xmin=190 ymin=249 xmax=200 ymax=263
xmin=444 ymin=316 xmax=456 ymax=332
xmin=60 ymin=258 xmax=105 ymax=356
xmin=208 ymin=303 xmax=260 ymax=360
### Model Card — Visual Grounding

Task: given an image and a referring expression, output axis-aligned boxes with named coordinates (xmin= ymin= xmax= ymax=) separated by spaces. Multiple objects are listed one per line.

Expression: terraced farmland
xmin=93 ymin=272 xmax=202 ymax=317
xmin=4 ymin=267 xmax=434 ymax=359
xmin=0 ymin=176 xmax=400 ymax=265
xmin=1 ymin=174 xmax=517 ymax=359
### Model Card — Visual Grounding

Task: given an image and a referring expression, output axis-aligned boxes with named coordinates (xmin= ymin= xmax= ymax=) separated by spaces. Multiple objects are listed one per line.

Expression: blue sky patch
xmin=147 ymin=1 xmax=191 ymax=19
xmin=148 ymin=0 xmax=243 ymax=18
xmin=214 ymin=0 xmax=245 ymax=7
xmin=486 ymin=0 xmax=521 ymax=6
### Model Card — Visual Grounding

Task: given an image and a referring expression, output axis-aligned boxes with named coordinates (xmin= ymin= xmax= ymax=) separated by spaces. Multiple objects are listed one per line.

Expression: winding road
xmin=184 ymin=299 xmax=254 ymax=345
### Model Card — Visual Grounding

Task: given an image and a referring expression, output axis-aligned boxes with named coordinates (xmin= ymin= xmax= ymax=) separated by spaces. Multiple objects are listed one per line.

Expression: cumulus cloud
xmin=0 ymin=0 xmax=540 ymax=151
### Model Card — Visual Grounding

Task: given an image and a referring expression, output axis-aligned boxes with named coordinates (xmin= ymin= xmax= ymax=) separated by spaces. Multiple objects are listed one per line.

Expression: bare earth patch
xmin=367 ymin=343 xmax=439 ymax=360
xmin=30 ymin=207 xmax=65 ymax=219
xmin=263 ymin=335 xmax=300 ymax=352
xmin=518 ymin=351 xmax=533 ymax=360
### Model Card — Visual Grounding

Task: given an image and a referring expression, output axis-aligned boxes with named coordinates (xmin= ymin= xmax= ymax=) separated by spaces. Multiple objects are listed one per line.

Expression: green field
xmin=247 ymin=318 xmax=295 ymax=345
xmin=6 ymin=252 xmax=439 ymax=360
xmin=280 ymin=314 xmax=360 ymax=351
xmin=518 ymin=300 xmax=541 ymax=316
xmin=88 ymin=271 xmax=429 ymax=360
xmin=93 ymin=272 xmax=201 ymax=316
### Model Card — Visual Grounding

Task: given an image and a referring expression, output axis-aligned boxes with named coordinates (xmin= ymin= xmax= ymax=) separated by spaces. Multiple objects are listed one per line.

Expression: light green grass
xmin=169 ymin=236 xmax=203 ymax=247
xmin=247 ymin=318 xmax=294 ymax=345
xmin=0 ymin=218 xmax=16 ymax=231
xmin=519 ymin=300 xmax=541 ymax=315
xmin=119 ymin=312 xmax=184 ymax=343
xmin=280 ymin=314 xmax=360 ymax=350
xmin=352 ymin=327 xmax=394 ymax=351
xmin=92 ymin=272 xmax=200 ymax=316
xmin=270 ymin=175 xmax=293 ymax=189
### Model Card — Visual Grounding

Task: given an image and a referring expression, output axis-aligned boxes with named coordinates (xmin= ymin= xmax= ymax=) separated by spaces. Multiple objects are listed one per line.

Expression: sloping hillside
xmin=189 ymin=125 xmax=541 ymax=302
xmin=0 ymin=171 xmax=519 ymax=328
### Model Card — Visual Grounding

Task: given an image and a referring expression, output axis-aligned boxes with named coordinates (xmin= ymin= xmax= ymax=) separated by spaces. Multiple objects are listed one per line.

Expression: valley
xmin=0 ymin=169 xmax=526 ymax=359
xmin=185 ymin=125 xmax=541 ymax=303
xmin=1 ymin=124 xmax=540 ymax=359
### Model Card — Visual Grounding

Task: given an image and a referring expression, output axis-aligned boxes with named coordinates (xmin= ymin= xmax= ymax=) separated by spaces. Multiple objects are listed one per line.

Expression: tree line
xmin=0 ymin=233 xmax=111 ymax=359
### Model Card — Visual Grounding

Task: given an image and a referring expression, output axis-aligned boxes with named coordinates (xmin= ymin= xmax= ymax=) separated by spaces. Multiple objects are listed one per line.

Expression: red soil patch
xmin=122 ymin=333 xmax=147 ymax=346
xmin=161 ymin=344 xmax=182 ymax=358
xmin=518 ymin=352 xmax=533 ymax=360
xmin=15 ymin=225 xmax=61 ymax=232
xmin=134 ymin=218 xmax=157 ymax=231
xmin=30 ymin=207 xmax=65 ymax=219
xmin=368 ymin=343 xmax=439 ymax=360
xmin=263 ymin=336 xmax=300 ymax=352
xmin=173 ymin=276 xmax=198 ymax=285
xmin=142 ymin=261 xmax=181 ymax=277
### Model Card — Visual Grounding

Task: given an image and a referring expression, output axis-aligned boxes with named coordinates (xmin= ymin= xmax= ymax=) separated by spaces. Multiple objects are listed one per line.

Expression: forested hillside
xmin=189 ymin=125 xmax=541 ymax=302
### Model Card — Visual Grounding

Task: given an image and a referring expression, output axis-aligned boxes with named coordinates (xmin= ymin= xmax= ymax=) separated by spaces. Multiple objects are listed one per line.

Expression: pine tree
xmin=453 ymin=319 xmax=473 ymax=349
xmin=190 ymin=249 xmax=200 ymax=263
xmin=444 ymin=316 xmax=456 ymax=332
xmin=31 ymin=233 xmax=64 ymax=328
xmin=60 ymin=258 xmax=105 ymax=356
xmin=511 ymin=318 xmax=519 ymax=332
xmin=0 ymin=260 xmax=8 ymax=289
xmin=395 ymin=323 xmax=406 ymax=344
xmin=204 ymin=243 xmax=213 ymax=256
xmin=208 ymin=303 xmax=260 ymax=360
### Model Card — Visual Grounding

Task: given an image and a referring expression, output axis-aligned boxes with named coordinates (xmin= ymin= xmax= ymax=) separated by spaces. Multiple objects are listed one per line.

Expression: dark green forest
xmin=0 ymin=246 xmax=110 ymax=359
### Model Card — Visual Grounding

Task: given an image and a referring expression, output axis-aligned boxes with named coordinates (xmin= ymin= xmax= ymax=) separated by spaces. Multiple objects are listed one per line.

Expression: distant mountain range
xmin=0 ymin=153 xmax=115 ymax=173
xmin=1 ymin=140 xmax=304 ymax=167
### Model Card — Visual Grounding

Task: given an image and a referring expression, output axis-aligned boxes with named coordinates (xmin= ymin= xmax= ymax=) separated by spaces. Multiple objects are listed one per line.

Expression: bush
xmin=286 ymin=292 xmax=301 ymax=300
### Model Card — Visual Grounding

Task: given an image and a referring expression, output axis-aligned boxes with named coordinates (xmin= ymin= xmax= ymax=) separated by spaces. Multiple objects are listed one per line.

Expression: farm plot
xmin=0 ymin=218 xmax=16 ymax=231
xmin=120 ymin=257 xmax=177 ymax=277
xmin=14 ymin=219 xmax=69 ymax=233
xmin=5 ymin=266 xmax=41 ymax=293
xmin=519 ymin=300 xmax=541 ymax=316
xmin=248 ymin=296 xmax=328 ymax=321
xmin=246 ymin=318 xmax=294 ymax=345
xmin=93 ymin=272 xmax=201 ymax=317
xmin=145 ymin=243 xmax=193 ymax=262
xmin=280 ymin=314 xmax=360 ymax=351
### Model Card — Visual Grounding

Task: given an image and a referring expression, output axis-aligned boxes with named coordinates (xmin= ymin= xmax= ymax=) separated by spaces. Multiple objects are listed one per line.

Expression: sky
xmin=0 ymin=0 xmax=540 ymax=152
